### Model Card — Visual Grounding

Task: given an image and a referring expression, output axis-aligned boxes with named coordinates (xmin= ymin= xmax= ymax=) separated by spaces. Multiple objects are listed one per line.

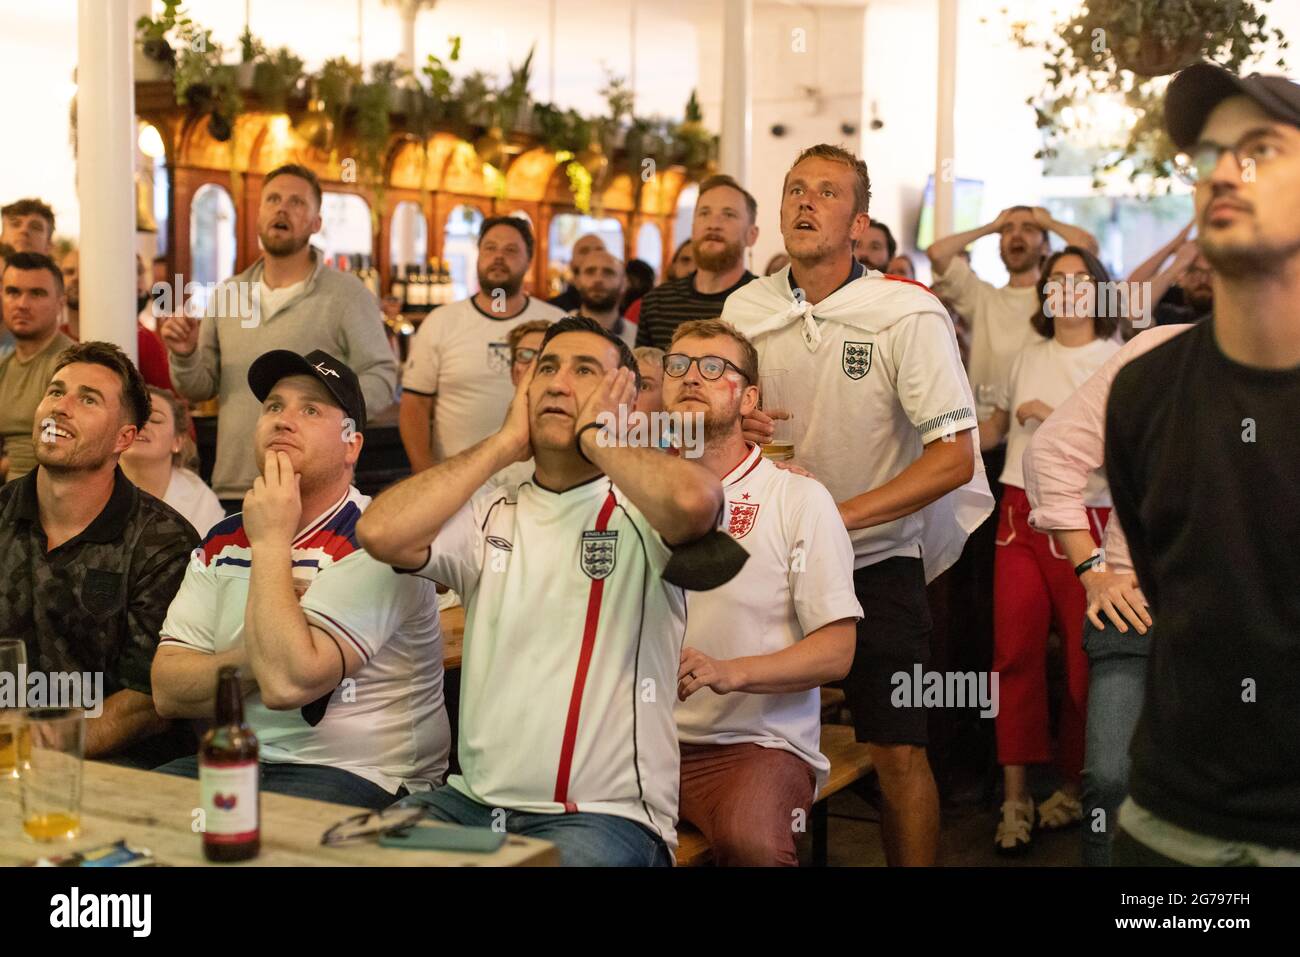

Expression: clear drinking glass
xmin=19 ymin=708 xmax=85 ymax=842
xmin=759 ymin=369 xmax=794 ymax=461
xmin=976 ymin=383 xmax=1000 ymax=421
xmin=0 ymin=639 xmax=28 ymax=779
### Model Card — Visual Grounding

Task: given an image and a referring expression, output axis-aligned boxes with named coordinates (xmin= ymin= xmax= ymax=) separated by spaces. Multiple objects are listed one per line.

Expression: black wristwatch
xmin=575 ymin=421 xmax=604 ymax=465
xmin=1074 ymin=553 xmax=1104 ymax=577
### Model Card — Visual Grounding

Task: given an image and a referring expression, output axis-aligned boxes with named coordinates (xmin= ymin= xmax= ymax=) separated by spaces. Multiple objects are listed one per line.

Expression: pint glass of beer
xmin=20 ymin=708 xmax=85 ymax=842
xmin=759 ymin=369 xmax=794 ymax=460
xmin=0 ymin=639 xmax=28 ymax=778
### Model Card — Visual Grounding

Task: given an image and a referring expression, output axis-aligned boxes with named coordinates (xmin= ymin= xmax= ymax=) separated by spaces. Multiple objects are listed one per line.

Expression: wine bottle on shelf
xmin=391 ymin=264 xmax=407 ymax=307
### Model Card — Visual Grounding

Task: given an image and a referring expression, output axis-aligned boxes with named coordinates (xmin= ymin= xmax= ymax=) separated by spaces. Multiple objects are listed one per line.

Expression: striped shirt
xmin=635 ymin=271 xmax=756 ymax=350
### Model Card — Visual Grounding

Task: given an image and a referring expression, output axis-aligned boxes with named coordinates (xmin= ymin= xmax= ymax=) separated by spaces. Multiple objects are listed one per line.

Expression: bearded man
xmin=161 ymin=163 xmax=397 ymax=510
xmin=636 ymin=175 xmax=761 ymax=351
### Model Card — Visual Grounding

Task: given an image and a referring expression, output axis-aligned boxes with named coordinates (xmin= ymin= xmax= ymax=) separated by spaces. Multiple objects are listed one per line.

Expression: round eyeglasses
xmin=662 ymin=353 xmax=750 ymax=383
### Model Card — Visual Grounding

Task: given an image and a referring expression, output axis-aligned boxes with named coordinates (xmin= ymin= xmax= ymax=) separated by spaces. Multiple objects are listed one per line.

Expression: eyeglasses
xmin=1046 ymin=273 xmax=1096 ymax=287
xmin=1174 ymin=133 xmax=1284 ymax=185
xmin=512 ymin=347 xmax=539 ymax=365
xmin=662 ymin=353 xmax=750 ymax=383
xmin=320 ymin=804 xmax=427 ymax=846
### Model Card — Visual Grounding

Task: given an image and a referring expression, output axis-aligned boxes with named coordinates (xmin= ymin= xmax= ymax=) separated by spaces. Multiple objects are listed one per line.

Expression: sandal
xmin=1037 ymin=789 xmax=1083 ymax=830
xmin=994 ymin=798 xmax=1034 ymax=856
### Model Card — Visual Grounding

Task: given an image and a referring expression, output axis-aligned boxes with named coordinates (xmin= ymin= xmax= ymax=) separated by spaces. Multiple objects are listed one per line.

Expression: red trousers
xmin=679 ymin=742 xmax=815 ymax=867
xmin=993 ymin=485 xmax=1108 ymax=782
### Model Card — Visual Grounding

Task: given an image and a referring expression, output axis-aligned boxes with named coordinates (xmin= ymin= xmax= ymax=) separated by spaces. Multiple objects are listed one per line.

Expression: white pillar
xmin=78 ymin=0 xmax=138 ymax=360
xmin=720 ymin=0 xmax=752 ymax=186
xmin=397 ymin=0 xmax=421 ymax=270
xmin=934 ymin=0 xmax=958 ymax=239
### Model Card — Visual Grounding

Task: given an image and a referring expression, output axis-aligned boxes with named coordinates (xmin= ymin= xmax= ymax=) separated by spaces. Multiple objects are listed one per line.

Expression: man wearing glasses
xmin=358 ymin=316 xmax=735 ymax=866
xmin=662 ymin=319 xmax=861 ymax=866
xmin=1105 ymin=64 xmax=1300 ymax=865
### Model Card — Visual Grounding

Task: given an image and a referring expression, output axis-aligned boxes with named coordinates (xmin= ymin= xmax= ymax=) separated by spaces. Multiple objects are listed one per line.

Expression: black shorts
xmin=844 ymin=555 xmax=932 ymax=747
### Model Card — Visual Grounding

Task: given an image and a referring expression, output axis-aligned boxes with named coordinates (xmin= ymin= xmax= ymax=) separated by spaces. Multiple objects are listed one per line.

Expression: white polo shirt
xmin=401 ymin=296 xmax=565 ymax=461
xmin=724 ymin=272 xmax=981 ymax=571
xmin=403 ymin=472 xmax=687 ymax=849
xmin=159 ymin=487 xmax=449 ymax=795
xmin=675 ymin=445 xmax=862 ymax=792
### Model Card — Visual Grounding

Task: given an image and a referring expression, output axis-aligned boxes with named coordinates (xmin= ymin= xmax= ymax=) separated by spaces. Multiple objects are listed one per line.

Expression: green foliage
xmin=252 ymin=47 xmax=304 ymax=111
xmin=1008 ymin=0 xmax=1288 ymax=190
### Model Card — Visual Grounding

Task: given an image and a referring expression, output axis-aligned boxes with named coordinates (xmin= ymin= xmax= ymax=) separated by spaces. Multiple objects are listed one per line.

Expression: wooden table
xmin=0 ymin=762 xmax=556 ymax=867
xmin=440 ymin=605 xmax=464 ymax=670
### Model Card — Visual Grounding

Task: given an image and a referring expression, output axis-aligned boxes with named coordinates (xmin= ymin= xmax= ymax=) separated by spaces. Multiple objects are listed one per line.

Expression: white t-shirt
xmin=404 ymin=471 xmax=686 ymax=849
xmin=159 ymin=487 xmax=449 ymax=794
xmin=998 ymin=336 xmax=1120 ymax=501
xmin=724 ymin=283 xmax=978 ymax=570
xmin=931 ymin=256 xmax=1040 ymax=396
xmin=164 ymin=467 xmax=227 ymax=538
xmin=258 ymin=276 xmax=309 ymax=323
xmin=675 ymin=446 xmax=862 ymax=792
xmin=401 ymin=296 xmax=565 ymax=461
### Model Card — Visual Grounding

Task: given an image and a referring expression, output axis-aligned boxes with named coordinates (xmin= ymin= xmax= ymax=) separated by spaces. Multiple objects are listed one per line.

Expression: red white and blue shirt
xmin=403 ymin=472 xmax=686 ymax=849
xmin=159 ymin=486 xmax=449 ymax=794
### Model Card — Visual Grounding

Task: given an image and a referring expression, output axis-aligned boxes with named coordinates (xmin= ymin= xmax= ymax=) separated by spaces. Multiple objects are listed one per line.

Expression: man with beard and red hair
xmin=636 ymin=175 xmax=760 ymax=351
xmin=161 ymin=164 xmax=397 ymax=512
xmin=663 ymin=318 xmax=861 ymax=866
xmin=399 ymin=215 xmax=564 ymax=473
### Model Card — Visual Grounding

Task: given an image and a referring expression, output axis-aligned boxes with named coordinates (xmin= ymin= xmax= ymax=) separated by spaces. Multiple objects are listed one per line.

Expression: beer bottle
xmin=199 ymin=666 xmax=260 ymax=862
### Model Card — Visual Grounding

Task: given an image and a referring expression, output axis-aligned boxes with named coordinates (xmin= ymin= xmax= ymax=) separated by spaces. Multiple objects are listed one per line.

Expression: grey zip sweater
xmin=169 ymin=253 xmax=397 ymax=499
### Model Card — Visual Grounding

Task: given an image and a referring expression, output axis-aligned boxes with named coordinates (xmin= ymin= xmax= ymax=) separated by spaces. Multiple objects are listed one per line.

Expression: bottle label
xmin=200 ymin=760 xmax=259 ymax=841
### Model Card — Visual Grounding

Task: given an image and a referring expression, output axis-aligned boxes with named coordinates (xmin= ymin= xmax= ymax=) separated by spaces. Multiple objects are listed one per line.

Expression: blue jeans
xmin=396 ymin=784 xmax=672 ymax=867
xmin=1081 ymin=619 xmax=1150 ymax=866
xmin=155 ymin=755 xmax=400 ymax=811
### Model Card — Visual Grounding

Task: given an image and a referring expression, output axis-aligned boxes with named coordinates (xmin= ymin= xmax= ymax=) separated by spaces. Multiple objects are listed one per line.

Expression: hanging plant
xmin=353 ymin=61 xmax=399 ymax=213
xmin=498 ymin=45 xmax=535 ymax=132
xmin=421 ymin=35 xmax=462 ymax=125
xmin=135 ymin=0 xmax=189 ymax=70
xmin=671 ymin=89 xmax=716 ymax=174
xmin=316 ymin=56 xmax=362 ymax=141
xmin=252 ymin=46 xmax=304 ymax=111
xmin=1005 ymin=0 xmax=1288 ymax=190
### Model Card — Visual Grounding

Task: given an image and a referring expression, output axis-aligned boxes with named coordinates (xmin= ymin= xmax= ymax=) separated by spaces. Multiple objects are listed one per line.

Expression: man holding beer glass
xmin=724 ymin=145 xmax=991 ymax=866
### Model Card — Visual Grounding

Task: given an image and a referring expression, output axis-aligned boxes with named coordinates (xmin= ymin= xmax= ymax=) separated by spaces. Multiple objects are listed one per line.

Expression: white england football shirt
xmin=401 ymin=296 xmax=565 ymax=461
xmin=403 ymin=472 xmax=687 ymax=849
xmin=675 ymin=445 xmax=862 ymax=792
xmin=159 ymin=487 xmax=449 ymax=794
xmin=724 ymin=275 xmax=979 ymax=570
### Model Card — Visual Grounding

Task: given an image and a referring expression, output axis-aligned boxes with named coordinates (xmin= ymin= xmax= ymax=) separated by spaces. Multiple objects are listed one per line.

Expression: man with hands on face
xmin=665 ymin=319 xmax=861 ymax=866
xmin=358 ymin=316 xmax=734 ymax=866
xmin=151 ymin=350 xmax=448 ymax=809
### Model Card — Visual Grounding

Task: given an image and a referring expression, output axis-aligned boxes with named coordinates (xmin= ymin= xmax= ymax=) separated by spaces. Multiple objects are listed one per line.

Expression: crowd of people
xmin=1 ymin=61 xmax=1297 ymax=867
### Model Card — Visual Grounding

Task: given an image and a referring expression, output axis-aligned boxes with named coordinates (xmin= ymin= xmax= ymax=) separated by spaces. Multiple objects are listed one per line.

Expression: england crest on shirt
xmin=580 ymin=530 xmax=619 ymax=579
xmin=843 ymin=341 xmax=872 ymax=379
xmin=726 ymin=501 xmax=760 ymax=539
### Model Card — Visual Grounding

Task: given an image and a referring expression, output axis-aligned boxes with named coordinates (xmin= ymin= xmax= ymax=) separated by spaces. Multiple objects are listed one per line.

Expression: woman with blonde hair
xmin=121 ymin=387 xmax=226 ymax=537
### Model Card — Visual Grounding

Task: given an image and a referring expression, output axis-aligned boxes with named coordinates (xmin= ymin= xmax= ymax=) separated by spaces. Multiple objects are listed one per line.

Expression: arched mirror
xmin=673 ymin=183 xmax=699 ymax=249
xmin=444 ymin=204 xmax=485 ymax=300
xmin=388 ymin=201 xmax=429 ymax=280
xmin=635 ymin=221 xmax=663 ymax=279
xmin=314 ymin=192 xmax=373 ymax=270
xmin=188 ymin=183 xmax=237 ymax=315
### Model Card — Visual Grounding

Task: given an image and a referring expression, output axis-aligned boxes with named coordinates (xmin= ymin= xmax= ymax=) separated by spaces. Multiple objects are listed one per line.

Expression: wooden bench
xmin=675 ymin=721 xmax=874 ymax=867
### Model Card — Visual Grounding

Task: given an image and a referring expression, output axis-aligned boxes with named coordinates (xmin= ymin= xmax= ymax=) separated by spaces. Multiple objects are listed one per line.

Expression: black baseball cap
xmin=247 ymin=349 xmax=367 ymax=431
xmin=1166 ymin=62 xmax=1300 ymax=150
